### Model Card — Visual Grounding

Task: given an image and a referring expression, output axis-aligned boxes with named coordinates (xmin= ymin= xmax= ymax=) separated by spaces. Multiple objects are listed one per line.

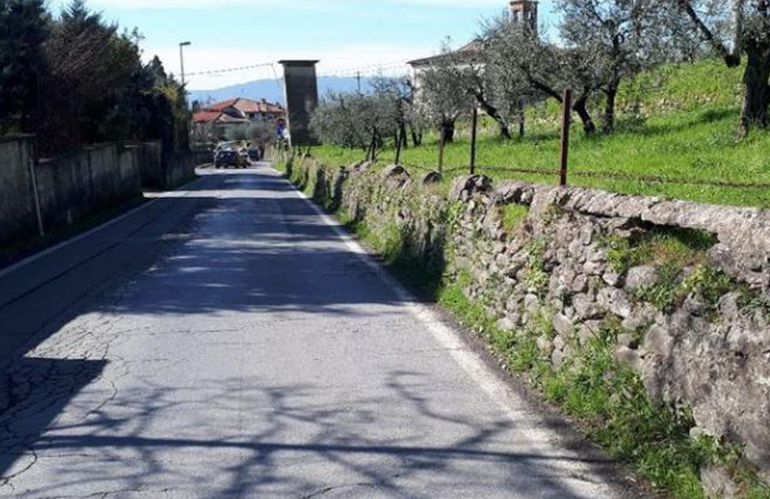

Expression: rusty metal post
xmin=371 ymin=127 xmax=379 ymax=161
xmin=469 ymin=106 xmax=478 ymax=175
xmin=438 ymin=127 xmax=446 ymax=174
xmin=394 ymin=129 xmax=403 ymax=165
xmin=365 ymin=127 xmax=376 ymax=161
xmin=559 ymin=89 xmax=572 ymax=187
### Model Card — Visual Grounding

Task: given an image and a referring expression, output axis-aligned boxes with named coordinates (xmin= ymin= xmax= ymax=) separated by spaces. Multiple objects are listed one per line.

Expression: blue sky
xmin=53 ymin=0 xmax=556 ymax=90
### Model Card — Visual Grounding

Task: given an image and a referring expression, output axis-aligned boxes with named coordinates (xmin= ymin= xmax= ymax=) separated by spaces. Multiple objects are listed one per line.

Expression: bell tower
xmin=510 ymin=1 xmax=538 ymax=37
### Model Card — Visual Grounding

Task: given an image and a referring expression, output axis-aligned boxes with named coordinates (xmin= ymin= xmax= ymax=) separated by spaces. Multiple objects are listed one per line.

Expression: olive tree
xmin=414 ymin=43 xmax=476 ymax=143
xmin=310 ymin=90 xmax=399 ymax=149
xmin=246 ymin=121 xmax=274 ymax=145
xmin=676 ymin=0 xmax=770 ymax=130
xmin=465 ymin=46 xmax=516 ymax=140
xmin=484 ymin=16 xmax=602 ymax=135
xmin=479 ymin=23 xmax=540 ymax=138
xmin=557 ymin=0 xmax=674 ymax=133
xmin=370 ymin=75 xmax=422 ymax=146
xmin=226 ymin=126 xmax=248 ymax=142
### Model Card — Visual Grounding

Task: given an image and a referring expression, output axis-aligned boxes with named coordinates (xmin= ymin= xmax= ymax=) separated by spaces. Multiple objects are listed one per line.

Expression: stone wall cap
xmin=0 ymin=134 xmax=35 ymax=144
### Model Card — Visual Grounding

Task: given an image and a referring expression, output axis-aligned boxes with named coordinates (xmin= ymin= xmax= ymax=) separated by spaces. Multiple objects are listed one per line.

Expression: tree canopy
xmin=0 ymin=0 xmax=189 ymax=155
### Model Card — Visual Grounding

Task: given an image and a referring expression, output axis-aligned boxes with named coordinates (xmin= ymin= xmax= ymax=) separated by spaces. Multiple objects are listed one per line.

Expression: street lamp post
xmin=179 ymin=41 xmax=191 ymax=87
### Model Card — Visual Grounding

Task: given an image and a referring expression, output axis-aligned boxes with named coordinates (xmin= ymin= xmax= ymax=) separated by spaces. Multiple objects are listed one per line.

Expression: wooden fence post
xmin=469 ymin=106 xmax=478 ymax=175
xmin=559 ymin=89 xmax=572 ymax=187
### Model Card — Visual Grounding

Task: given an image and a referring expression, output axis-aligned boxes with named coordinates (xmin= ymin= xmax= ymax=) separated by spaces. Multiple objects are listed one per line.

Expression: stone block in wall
xmin=422 ymin=172 xmax=443 ymax=185
xmin=449 ymin=175 xmax=492 ymax=202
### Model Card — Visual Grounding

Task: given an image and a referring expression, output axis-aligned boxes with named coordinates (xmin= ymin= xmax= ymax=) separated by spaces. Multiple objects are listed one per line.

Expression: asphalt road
xmin=0 ymin=165 xmax=642 ymax=498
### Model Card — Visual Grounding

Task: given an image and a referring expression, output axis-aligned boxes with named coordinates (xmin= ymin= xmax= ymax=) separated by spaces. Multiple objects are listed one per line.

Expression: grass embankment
xmin=311 ymin=59 xmax=770 ymax=208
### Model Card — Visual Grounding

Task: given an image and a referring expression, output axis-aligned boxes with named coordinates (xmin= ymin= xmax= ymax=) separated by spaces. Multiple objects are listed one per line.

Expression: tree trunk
xmin=740 ymin=48 xmax=770 ymax=132
xmin=441 ymin=120 xmax=456 ymax=143
xmin=517 ymin=99 xmax=526 ymax=138
xmin=399 ymin=121 xmax=409 ymax=149
xmin=411 ymin=126 xmax=423 ymax=147
xmin=471 ymin=90 xmax=511 ymax=140
xmin=603 ymin=85 xmax=618 ymax=134
xmin=680 ymin=1 xmax=742 ymax=68
xmin=573 ymin=97 xmax=596 ymax=135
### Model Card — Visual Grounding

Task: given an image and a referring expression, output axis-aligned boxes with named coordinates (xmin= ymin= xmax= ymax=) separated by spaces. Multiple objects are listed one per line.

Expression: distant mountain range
xmin=188 ymin=76 xmax=377 ymax=106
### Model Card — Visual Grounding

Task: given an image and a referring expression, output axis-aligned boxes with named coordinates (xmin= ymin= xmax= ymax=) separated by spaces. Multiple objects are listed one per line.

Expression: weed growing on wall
xmin=737 ymin=286 xmax=770 ymax=320
xmin=601 ymin=227 xmax=717 ymax=275
xmin=598 ymin=227 xmax=737 ymax=315
xmin=524 ymin=240 xmax=549 ymax=298
xmin=501 ymin=204 xmax=529 ymax=234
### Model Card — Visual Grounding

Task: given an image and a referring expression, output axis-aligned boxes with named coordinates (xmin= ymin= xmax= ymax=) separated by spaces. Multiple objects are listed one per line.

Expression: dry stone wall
xmin=287 ymin=157 xmax=770 ymax=486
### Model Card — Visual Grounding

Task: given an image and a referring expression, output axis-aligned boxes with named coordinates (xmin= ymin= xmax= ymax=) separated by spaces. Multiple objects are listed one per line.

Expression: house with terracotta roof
xmin=192 ymin=98 xmax=287 ymax=139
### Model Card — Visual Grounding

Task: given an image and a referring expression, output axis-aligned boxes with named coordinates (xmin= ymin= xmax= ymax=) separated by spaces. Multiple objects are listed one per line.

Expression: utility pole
xmin=356 ymin=71 xmax=362 ymax=93
xmin=179 ymin=41 xmax=192 ymax=87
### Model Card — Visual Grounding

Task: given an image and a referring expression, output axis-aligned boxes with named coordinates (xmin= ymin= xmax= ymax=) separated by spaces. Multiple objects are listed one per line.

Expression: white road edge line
xmin=279 ymin=169 xmax=611 ymax=491
xmin=280 ymin=169 xmax=529 ymax=421
xmin=0 ymin=174 xmax=207 ymax=280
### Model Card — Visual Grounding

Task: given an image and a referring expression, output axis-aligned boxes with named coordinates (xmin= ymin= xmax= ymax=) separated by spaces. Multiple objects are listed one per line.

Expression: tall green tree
xmin=0 ymin=0 xmax=48 ymax=134
xmin=35 ymin=0 xmax=190 ymax=154
xmin=36 ymin=0 xmax=138 ymax=150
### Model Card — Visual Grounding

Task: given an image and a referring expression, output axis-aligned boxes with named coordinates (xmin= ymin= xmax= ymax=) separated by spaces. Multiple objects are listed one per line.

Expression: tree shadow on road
xmin=0 ymin=357 xmax=107 ymax=488
xmin=1 ymin=369 xmax=614 ymax=498
xmin=0 ymin=170 xmax=625 ymax=498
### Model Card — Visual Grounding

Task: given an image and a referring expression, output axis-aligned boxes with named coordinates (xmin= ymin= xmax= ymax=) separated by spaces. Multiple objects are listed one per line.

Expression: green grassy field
xmin=311 ymin=59 xmax=770 ymax=208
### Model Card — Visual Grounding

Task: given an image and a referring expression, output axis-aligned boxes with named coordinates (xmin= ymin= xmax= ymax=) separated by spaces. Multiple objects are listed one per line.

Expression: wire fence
xmin=350 ymin=82 xmax=767 ymax=198
xmin=187 ymin=58 xmax=764 ymax=197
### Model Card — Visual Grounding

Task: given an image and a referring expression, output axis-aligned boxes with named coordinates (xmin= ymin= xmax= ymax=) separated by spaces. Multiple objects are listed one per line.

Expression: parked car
xmin=248 ymin=147 xmax=263 ymax=161
xmin=215 ymin=149 xmax=247 ymax=169
xmin=213 ymin=141 xmax=234 ymax=157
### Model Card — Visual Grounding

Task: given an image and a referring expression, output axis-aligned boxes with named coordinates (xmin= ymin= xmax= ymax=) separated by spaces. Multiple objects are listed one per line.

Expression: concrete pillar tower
xmin=510 ymin=1 xmax=539 ymax=37
xmin=279 ymin=60 xmax=320 ymax=147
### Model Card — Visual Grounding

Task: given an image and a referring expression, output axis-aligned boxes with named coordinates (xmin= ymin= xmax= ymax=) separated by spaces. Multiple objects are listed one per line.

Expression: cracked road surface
xmin=0 ymin=166 xmax=641 ymax=498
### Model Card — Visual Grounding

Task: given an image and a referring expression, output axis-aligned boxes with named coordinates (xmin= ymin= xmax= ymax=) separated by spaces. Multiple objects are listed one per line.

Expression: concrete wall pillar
xmin=279 ymin=60 xmax=320 ymax=146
